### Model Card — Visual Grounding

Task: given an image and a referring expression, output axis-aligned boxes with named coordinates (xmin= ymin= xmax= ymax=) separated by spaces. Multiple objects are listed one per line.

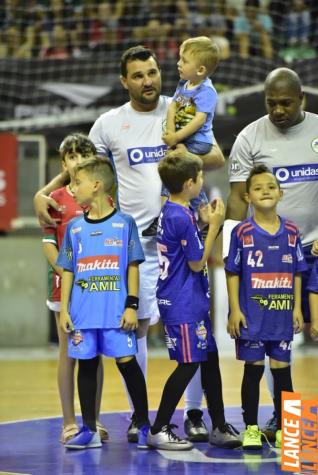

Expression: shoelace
xmin=220 ymin=422 xmax=240 ymax=436
xmin=244 ymin=426 xmax=273 ymax=449
xmin=162 ymin=424 xmax=183 ymax=442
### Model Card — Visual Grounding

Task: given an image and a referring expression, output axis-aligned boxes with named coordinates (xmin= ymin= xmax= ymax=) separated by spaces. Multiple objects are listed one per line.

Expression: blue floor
xmin=0 ymin=407 xmax=294 ymax=475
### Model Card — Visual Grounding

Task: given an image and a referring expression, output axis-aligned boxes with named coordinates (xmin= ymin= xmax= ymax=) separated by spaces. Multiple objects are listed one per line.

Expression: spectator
xmin=285 ymin=0 xmax=311 ymax=47
xmin=234 ymin=0 xmax=273 ymax=59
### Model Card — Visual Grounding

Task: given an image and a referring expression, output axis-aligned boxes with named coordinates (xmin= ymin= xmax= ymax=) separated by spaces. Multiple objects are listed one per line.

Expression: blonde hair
xmin=74 ymin=157 xmax=114 ymax=194
xmin=181 ymin=36 xmax=219 ymax=76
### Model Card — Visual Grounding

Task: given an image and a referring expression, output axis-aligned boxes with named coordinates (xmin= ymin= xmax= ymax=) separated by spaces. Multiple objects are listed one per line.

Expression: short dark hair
xmin=120 ymin=45 xmax=160 ymax=77
xmin=246 ymin=164 xmax=279 ymax=192
xmin=74 ymin=157 xmax=114 ymax=194
xmin=158 ymin=152 xmax=203 ymax=194
xmin=59 ymin=133 xmax=96 ymax=160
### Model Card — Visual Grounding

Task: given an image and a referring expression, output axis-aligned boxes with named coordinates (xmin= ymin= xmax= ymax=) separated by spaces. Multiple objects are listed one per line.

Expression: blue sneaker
xmin=65 ymin=426 xmax=102 ymax=450
xmin=137 ymin=424 xmax=150 ymax=449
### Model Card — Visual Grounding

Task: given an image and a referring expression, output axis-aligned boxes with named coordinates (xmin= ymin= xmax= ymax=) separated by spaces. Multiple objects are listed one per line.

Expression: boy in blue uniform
xmin=147 ymin=152 xmax=241 ymax=450
xmin=225 ymin=165 xmax=307 ymax=450
xmin=57 ymin=158 xmax=150 ymax=449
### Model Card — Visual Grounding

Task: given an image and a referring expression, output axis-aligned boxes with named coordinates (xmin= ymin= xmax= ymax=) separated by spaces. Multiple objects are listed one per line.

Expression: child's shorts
xmin=68 ymin=328 xmax=137 ymax=359
xmin=236 ymin=339 xmax=292 ymax=363
xmin=163 ymin=318 xmax=217 ymax=363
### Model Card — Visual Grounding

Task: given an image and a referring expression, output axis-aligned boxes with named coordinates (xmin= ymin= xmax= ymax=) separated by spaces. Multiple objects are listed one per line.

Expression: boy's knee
xmin=116 ymin=355 xmax=135 ymax=364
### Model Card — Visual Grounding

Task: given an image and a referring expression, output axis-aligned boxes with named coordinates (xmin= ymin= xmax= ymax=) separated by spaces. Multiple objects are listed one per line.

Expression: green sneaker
xmin=243 ymin=425 xmax=262 ymax=450
xmin=275 ymin=429 xmax=282 ymax=449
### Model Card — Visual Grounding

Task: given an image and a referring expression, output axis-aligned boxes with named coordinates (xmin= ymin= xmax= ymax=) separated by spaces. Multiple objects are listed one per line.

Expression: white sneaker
xmin=147 ymin=424 xmax=193 ymax=451
xmin=65 ymin=426 xmax=102 ymax=450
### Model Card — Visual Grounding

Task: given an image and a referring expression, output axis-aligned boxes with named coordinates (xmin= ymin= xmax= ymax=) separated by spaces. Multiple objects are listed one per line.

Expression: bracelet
xmin=125 ymin=295 xmax=139 ymax=310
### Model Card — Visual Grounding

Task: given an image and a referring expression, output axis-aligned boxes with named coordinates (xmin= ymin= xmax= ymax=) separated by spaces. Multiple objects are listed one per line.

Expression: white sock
xmin=264 ymin=358 xmax=274 ymax=399
xmin=123 ymin=335 xmax=148 ymax=414
xmin=183 ymin=367 xmax=203 ymax=420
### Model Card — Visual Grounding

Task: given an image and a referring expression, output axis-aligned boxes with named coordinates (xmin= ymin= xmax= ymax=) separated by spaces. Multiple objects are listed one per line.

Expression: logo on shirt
xmin=288 ymin=234 xmax=296 ymax=247
xmin=311 ymin=137 xmax=318 ymax=153
xmin=112 ymin=222 xmax=124 ymax=228
xmin=71 ymin=226 xmax=81 ymax=234
xmin=282 ymin=254 xmax=293 ymax=264
xmin=104 ymin=238 xmax=123 ymax=246
xmin=273 ymin=164 xmax=318 ymax=183
xmin=243 ymin=235 xmax=254 ymax=247
xmin=90 ymin=231 xmax=103 ymax=236
xmin=77 ymin=255 xmax=119 ymax=272
xmin=251 ymin=293 xmax=294 ymax=310
xmin=251 ymin=273 xmax=293 ymax=289
xmin=127 ymin=145 xmax=167 ymax=165
xmin=230 ymin=159 xmax=241 ymax=175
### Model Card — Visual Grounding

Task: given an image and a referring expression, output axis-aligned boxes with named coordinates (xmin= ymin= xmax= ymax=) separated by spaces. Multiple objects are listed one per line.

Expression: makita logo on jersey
xmin=273 ymin=164 xmax=318 ymax=184
xmin=77 ymin=255 xmax=119 ymax=272
xmin=251 ymin=272 xmax=292 ymax=289
xmin=127 ymin=145 xmax=167 ymax=165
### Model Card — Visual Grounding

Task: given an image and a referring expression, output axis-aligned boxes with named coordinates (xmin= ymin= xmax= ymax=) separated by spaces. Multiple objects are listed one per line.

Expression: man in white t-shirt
xmin=223 ymin=67 xmax=318 ymax=440
xmin=34 ymin=45 xmax=225 ymax=443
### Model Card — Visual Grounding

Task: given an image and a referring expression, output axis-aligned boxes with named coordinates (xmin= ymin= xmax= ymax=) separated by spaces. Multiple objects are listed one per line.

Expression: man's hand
xmin=120 ymin=308 xmax=138 ymax=331
xmin=311 ymin=240 xmax=318 ymax=256
xmin=227 ymin=310 xmax=247 ymax=338
xmin=33 ymin=193 xmax=60 ymax=227
xmin=60 ymin=310 xmax=74 ymax=333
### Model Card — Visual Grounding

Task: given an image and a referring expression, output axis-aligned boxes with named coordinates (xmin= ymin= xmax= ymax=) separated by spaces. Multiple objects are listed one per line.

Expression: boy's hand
xmin=227 ymin=310 xmax=247 ymax=338
xmin=199 ymin=198 xmax=225 ymax=229
xmin=162 ymin=132 xmax=178 ymax=148
xmin=120 ymin=308 xmax=138 ymax=331
xmin=310 ymin=319 xmax=318 ymax=340
xmin=311 ymin=240 xmax=318 ymax=256
xmin=293 ymin=309 xmax=304 ymax=334
xmin=60 ymin=310 xmax=74 ymax=333
xmin=33 ymin=193 xmax=60 ymax=227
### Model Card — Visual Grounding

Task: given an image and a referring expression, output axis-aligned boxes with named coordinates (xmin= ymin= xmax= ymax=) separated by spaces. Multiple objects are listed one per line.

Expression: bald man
xmin=223 ymin=67 xmax=318 ymax=440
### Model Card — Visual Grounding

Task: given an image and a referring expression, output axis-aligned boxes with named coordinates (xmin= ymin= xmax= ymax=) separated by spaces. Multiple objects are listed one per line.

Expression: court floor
xmin=0 ymin=346 xmax=317 ymax=475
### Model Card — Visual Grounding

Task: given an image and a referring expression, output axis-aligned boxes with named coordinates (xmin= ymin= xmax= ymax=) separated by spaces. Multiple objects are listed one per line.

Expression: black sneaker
xmin=261 ymin=414 xmax=278 ymax=442
xmin=127 ymin=413 xmax=138 ymax=443
xmin=184 ymin=409 xmax=209 ymax=442
xmin=142 ymin=217 xmax=159 ymax=237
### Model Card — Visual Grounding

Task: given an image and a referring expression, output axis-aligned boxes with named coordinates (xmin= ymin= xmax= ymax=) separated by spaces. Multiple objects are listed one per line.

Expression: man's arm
xmin=33 ymin=171 xmax=69 ymax=227
xmin=223 ymin=181 xmax=248 ymax=258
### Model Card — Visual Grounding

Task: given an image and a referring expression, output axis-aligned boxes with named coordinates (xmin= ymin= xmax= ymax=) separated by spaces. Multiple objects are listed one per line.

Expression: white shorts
xmin=138 ymin=237 xmax=160 ymax=325
xmin=46 ymin=300 xmax=61 ymax=313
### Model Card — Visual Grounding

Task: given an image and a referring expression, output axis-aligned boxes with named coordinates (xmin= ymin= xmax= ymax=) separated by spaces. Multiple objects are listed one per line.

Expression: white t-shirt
xmin=229 ymin=112 xmax=318 ymax=246
xmin=89 ymin=96 xmax=170 ymax=232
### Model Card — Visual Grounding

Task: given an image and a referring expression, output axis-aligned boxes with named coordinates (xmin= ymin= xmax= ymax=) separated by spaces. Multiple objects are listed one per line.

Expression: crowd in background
xmin=1 ymin=0 xmax=318 ymax=61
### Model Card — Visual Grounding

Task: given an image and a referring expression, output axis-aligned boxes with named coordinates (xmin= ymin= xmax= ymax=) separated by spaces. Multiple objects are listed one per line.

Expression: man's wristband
xmin=125 ymin=295 xmax=139 ymax=310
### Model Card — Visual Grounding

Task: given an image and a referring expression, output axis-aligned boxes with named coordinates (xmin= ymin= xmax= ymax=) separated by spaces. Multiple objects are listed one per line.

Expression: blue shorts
xmin=236 ymin=339 xmax=292 ymax=363
xmin=68 ymin=328 xmax=137 ymax=359
xmin=302 ymin=244 xmax=315 ymax=323
xmin=163 ymin=318 xmax=217 ymax=363
xmin=185 ymin=140 xmax=212 ymax=155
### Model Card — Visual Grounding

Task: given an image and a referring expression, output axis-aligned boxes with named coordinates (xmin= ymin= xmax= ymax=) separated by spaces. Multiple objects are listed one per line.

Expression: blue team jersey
xmin=307 ymin=258 xmax=318 ymax=293
xmin=57 ymin=209 xmax=145 ymax=329
xmin=225 ymin=216 xmax=307 ymax=341
xmin=156 ymin=201 xmax=210 ymax=324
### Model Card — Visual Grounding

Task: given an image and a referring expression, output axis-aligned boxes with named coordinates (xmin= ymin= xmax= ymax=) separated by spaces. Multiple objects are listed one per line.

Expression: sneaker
xmin=242 ymin=425 xmax=262 ymax=450
xmin=209 ymin=422 xmax=242 ymax=448
xmin=65 ymin=426 xmax=102 ymax=450
xmin=275 ymin=429 xmax=282 ymax=449
xmin=127 ymin=413 xmax=138 ymax=443
xmin=142 ymin=217 xmax=159 ymax=237
xmin=184 ymin=409 xmax=209 ymax=442
xmin=137 ymin=424 xmax=150 ymax=449
xmin=96 ymin=421 xmax=109 ymax=443
xmin=147 ymin=424 xmax=193 ymax=451
xmin=261 ymin=414 xmax=278 ymax=442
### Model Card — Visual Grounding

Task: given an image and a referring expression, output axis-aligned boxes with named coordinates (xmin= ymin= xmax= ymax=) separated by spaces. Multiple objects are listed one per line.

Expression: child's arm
xmin=43 ymin=242 xmax=63 ymax=276
xmin=225 ymin=272 xmax=247 ymax=338
xmin=33 ymin=171 xmax=69 ymax=227
xmin=120 ymin=261 xmax=139 ymax=332
xmin=163 ymin=111 xmax=207 ymax=148
xmin=311 ymin=240 xmax=318 ymax=257
xmin=60 ymin=269 xmax=75 ymax=333
xmin=309 ymin=292 xmax=318 ymax=339
xmin=165 ymin=101 xmax=177 ymax=134
xmin=293 ymin=274 xmax=304 ymax=333
xmin=188 ymin=198 xmax=224 ymax=272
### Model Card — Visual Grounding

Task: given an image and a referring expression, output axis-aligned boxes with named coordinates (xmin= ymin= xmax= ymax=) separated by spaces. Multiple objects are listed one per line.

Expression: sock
xmin=201 ymin=351 xmax=225 ymax=430
xmin=183 ymin=367 xmax=203 ymax=420
xmin=116 ymin=357 xmax=149 ymax=428
xmin=152 ymin=362 xmax=199 ymax=434
xmin=271 ymin=366 xmax=293 ymax=429
xmin=77 ymin=356 xmax=99 ymax=432
xmin=241 ymin=364 xmax=265 ymax=427
xmin=123 ymin=335 xmax=147 ymax=414
xmin=264 ymin=358 xmax=275 ymax=399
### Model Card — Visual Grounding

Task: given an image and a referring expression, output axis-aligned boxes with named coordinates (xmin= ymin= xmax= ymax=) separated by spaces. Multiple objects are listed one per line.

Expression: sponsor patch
xmin=243 ymin=235 xmax=254 ymax=247
xmin=251 ymin=272 xmax=293 ymax=289
xmin=273 ymin=163 xmax=318 ymax=183
xmin=288 ymin=234 xmax=296 ymax=247
xmin=77 ymin=255 xmax=119 ymax=272
xmin=282 ymin=254 xmax=293 ymax=264
xmin=127 ymin=145 xmax=167 ymax=165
